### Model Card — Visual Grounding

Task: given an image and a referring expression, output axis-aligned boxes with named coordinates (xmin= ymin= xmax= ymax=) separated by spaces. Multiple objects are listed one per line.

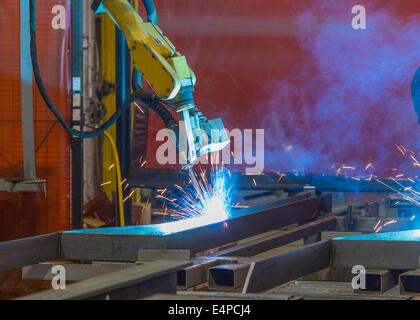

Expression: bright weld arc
xmin=161 ymin=167 xmax=233 ymax=227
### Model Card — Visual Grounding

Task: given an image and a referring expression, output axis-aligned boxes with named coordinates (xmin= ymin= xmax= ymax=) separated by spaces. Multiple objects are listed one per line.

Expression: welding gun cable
xmin=142 ymin=0 xmax=157 ymax=25
xmin=30 ymin=0 xmax=177 ymax=139
xmin=29 ymin=0 xmax=128 ymax=138
xmin=412 ymin=65 xmax=420 ymax=125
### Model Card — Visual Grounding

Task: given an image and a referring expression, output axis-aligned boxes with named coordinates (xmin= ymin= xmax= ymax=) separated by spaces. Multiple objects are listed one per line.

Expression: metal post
xmin=71 ymin=0 xmax=84 ymax=229
xmin=115 ymin=23 xmax=132 ymax=225
xmin=20 ymin=0 xmax=36 ymax=179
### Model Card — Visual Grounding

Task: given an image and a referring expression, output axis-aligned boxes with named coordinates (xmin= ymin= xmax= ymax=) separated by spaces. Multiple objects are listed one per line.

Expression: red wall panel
xmin=0 ymin=1 xmax=71 ymax=241
xmin=139 ymin=0 xmax=420 ymax=178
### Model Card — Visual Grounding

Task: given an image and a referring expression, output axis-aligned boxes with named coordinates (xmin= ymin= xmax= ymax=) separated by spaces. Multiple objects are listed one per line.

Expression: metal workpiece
xmin=277 ymin=174 xmax=414 ymax=193
xmin=243 ymin=240 xmax=332 ymax=293
xmin=179 ymin=215 xmax=335 ymax=291
xmin=177 ymin=257 xmax=235 ymax=289
xmin=353 ymin=269 xmax=399 ymax=294
xmin=138 ymin=249 xmax=190 ymax=262
xmin=177 ymin=256 xmax=253 ymax=290
xmin=22 ymin=263 xmax=137 ymax=282
xmin=335 ymin=215 xmax=416 ymax=233
xmin=399 ymin=270 xmax=420 ymax=295
xmin=331 ymin=230 xmax=420 ymax=269
xmin=59 ymin=193 xmax=332 ymax=261
xmin=0 ymin=193 xmax=330 ymax=273
xmin=20 ymin=260 xmax=191 ymax=300
xmin=212 ymin=216 xmax=336 ymax=258
xmin=130 ymin=170 xmax=418 ymax=192
xmin=0 ymin=233 xmax=59 ymax=273
xmin=208 ymin=262 xmax=252 ymax=290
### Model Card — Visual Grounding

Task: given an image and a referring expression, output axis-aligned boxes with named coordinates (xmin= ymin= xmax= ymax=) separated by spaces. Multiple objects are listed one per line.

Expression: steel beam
xmin=177 ymin=257 xmax=234 ymax=289
xmin=212 ymin=216 xmax=336 ymax=257
xmin=331 ymin=240 xmax=420 ymax=270
xmin=19 ymin=260 xmax=191 ymax=300
xmin=243 ymin=240 xmax=331 ymax=293
xmin=138 ymin=249 xmax=190 ymax=262
xmin=335 ymin=216 xmax=415 ymax=233
xmin=59 ymin=194 xmax=331 ymax=261
xmin=22 ymin=263 xmax=136 ymax=281
xmin=130 ymin=170 xmax=413 ymax=192
xmin=0 ymin=233 xmax=59 ymax=272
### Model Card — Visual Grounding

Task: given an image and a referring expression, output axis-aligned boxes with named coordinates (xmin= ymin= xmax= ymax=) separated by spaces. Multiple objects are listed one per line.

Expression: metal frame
xmin=0 ymin=192 xmax=331 ymax=300
xmin=0 ymin=193 xmax=329 ymax=272
xmin=19 ymin=260 xmax=191 ymax=300
xmin=5 ymin=191 xmax=420 ymax=299
xmin=129 ymin=170 xmax=412 ymax=193
xmin=58 ymin=193 xmax=331 ymax=261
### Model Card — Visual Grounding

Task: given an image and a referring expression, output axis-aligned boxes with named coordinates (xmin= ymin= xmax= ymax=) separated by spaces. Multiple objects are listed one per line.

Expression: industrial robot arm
xmin=91 ymin=0 xmax=230 ymax=169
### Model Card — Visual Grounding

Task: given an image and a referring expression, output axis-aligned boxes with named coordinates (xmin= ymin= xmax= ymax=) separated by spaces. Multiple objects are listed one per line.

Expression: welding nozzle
xmin=177 ymin=106 xmax=230 ymax=170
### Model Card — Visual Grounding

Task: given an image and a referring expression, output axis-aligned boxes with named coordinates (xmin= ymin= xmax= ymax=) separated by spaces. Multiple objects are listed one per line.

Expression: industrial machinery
xmin=91 ymin=0 xmax=230 ymax=169
xmin=32 ymin=0 xmax=230 ymax=173
xmin=5 ymin=0 xmax=420 ymax=303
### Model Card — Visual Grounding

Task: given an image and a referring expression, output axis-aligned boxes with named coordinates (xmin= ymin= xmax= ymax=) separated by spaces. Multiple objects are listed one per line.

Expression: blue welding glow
xmin=335 ymin=229 xmax=420 ymax=242
xmin=64 ymin=215 xmax=225 ymax=236
xmin=173 ymin=167 xmax=232 ymax=223
xmin=64 ymin=167 xmax=236 ymax=236
xmin=157 ymin=214 xmax=226 ymax=235
xmin=157 ymin=171 xmax=232 ymax=234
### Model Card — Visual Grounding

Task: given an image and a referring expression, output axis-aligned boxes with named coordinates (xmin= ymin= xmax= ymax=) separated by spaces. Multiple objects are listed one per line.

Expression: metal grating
xmin=270 ymin=280 xmax=409 ymax=300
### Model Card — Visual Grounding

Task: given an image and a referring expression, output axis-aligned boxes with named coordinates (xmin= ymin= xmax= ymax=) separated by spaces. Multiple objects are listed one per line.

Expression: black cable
xmin=30 ymin=0 xmax=177 ymax=140
xmin=30 ymin=0 xmax=136 ymax=138
xmin=35 ymin=122 xmax=58 ymax=152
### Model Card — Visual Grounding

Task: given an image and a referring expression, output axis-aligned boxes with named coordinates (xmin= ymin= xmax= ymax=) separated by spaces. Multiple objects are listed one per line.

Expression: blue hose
xmin=142 ymin=0 xmax=157 ymax=24
xmin=412 ymin=66 xmax=420 ymax=125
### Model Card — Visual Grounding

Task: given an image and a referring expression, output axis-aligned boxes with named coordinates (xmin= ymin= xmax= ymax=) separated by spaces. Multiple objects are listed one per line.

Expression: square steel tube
xmin=0 ymin=233 xmax=59 ymax=273
xmin=60 ymin=194 xmax=331 ymax=262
